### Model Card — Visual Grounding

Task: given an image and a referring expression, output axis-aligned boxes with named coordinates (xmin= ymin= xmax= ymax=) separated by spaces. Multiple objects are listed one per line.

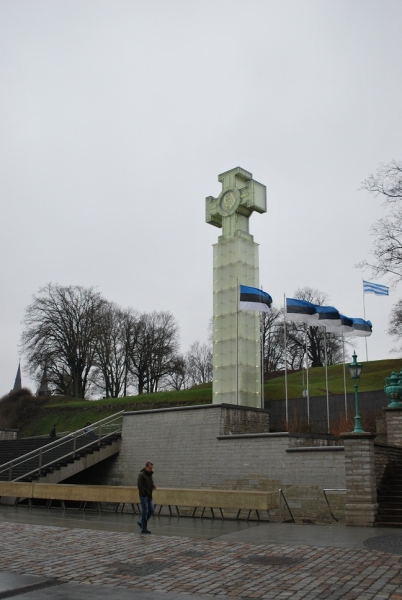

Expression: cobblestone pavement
xmin=1 ymin=521 xmax=402 ymax=599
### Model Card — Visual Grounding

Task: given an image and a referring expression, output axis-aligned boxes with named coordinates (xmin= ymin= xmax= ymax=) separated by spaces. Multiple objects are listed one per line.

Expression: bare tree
xmin=93 ymin=303 xmax=135 ymax=398
xmin=21 ymin=284 xmax=105 ymax=398
xmin=261 ymin=307 xmax=285 ymax=374
xmin=186 ymin=340 xmax=213 ymax=386
xmin=161 ymin=355 xmax=189 ymax=391
xmin=359 ymin=160 xmax=402 ymax=286
xmin=128 ymin=311 xmax=180 ymax=394
xmin=388 ymin=299 xmax=402 ymax=354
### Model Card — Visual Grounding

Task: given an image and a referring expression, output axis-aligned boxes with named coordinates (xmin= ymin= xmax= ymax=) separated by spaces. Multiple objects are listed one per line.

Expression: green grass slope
xmin=8 ymin=359 xmax=402 ymax=437
xmin=18 ymin=387 xmax=213 ymax=438
xmin=264 ymin=358 xmax=402 ymax=401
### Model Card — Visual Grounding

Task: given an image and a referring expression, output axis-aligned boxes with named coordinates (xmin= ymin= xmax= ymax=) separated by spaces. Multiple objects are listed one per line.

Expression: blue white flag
xmin=239 ymin=285 xmax=272 ymax=313
xmin=363 ymin=280 xmax=389 ymax=296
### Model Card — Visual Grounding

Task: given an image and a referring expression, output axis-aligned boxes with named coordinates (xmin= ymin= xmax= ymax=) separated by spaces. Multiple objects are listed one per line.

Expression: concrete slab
xmin=9 ymin=581 xmax=213 ymax=600
xmin=214 ymin=520 xmax=402 ymax=549
xmin=0 ymin=572 xmax=49 ymax=593
xmin=1 ymin=505 xmax=402 ymax=550
xmin=0 ymin=505 xmax=261 ymax=539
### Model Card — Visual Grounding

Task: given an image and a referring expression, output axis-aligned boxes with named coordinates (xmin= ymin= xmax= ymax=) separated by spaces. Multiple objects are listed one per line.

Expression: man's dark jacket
xmin=137 ymin=468 xmax=155 ymax=498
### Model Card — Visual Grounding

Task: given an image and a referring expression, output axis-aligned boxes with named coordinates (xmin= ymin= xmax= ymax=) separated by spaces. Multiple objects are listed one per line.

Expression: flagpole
xmin=324 ymin=328 xmax=330 ymax=434
xmin=283 ymin=294 xmax=288 ymax=429
xmin=342 ymin=332 xmax=348 ymax=421
xmin=260 ymin=286 xmax=264 ymax=410
xmin=305 ymin=325 xmax=310 ymax=425
xmin=236 ymin=278 xmax=239 ymax=406
xmin=261 ymin=318 xmax=264 ymax=409
xmin=362 ymin=279 xmax=368 ymax=361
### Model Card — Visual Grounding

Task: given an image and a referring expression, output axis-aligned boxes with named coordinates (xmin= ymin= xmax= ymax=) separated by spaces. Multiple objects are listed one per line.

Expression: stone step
xmin=378 ymin=505 xmax=402 ymax=519
xmin=376 ymin=513 xmax=402 ymax=522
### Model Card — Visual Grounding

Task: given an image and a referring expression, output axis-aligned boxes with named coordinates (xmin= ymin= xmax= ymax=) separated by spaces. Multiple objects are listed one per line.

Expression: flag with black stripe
xmin=239 ymin=285 xmax=272 ymax=313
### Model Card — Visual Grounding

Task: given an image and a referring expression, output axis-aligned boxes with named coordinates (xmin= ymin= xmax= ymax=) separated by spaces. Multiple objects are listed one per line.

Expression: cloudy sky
xmin=1 ymin=0 xmax=401 ymax=394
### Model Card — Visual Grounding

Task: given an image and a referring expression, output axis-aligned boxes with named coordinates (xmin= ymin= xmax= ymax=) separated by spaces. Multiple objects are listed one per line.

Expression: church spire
xmin=37 ymin=365 xmax=50 ymax=396
xmin=12 ymin=363 xmax=22 ymax=392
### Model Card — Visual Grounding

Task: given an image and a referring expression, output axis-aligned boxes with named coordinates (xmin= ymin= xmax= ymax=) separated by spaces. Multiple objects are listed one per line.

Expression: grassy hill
xmin=264 ymin=358 xmax=402 ymax=401
xmin=2 ymin=359 xmax=401 ymax=437
xmin=12 ymin=387 xmax=213 ymax=438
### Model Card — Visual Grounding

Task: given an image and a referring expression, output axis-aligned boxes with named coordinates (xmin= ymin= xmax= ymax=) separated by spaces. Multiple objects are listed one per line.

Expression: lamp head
xmin=349 ymin=351 xmax=363 ymax=380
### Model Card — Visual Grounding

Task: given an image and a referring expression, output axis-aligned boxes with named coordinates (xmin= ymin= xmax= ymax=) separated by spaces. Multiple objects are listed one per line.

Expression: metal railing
xmin=279 ymin=488 xmax=295 ymax=523
xmin=323 ymin=488 xmax=346 ymax=522
xmin=0 ymin=412 xmax=123 ymax=482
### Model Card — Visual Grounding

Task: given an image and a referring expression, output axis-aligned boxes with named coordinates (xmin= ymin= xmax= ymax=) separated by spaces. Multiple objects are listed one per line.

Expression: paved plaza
xmin=0 ymin=507 xmax=402 ymax=599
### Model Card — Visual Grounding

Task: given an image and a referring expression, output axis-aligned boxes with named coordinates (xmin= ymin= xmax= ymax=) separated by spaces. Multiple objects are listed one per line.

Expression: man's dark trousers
xmin=139 ymin=496 xmax=154 ymax=531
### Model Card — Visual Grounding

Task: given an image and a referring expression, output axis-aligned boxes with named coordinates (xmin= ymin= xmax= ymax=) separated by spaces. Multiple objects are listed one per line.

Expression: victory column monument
xmin=206 ymin=167 xmax=267 ymax=408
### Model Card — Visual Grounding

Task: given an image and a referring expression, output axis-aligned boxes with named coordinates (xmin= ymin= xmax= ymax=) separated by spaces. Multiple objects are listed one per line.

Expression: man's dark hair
xmin=145 ymin=461 xmax=153 ymax=467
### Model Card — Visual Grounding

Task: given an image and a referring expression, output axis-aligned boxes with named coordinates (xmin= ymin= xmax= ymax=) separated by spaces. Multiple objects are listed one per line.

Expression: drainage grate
xmin=363 ymin=534 xmax=402 ymax=555
xmin=240 ymin=555 xmax=299 ymax=566
xmin=112 ymin=561 xmax=175 ymax=577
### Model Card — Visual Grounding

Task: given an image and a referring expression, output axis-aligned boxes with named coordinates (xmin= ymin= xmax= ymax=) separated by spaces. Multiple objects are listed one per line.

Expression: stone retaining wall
xmin=107 ymin=404 xmax=346 ymax=523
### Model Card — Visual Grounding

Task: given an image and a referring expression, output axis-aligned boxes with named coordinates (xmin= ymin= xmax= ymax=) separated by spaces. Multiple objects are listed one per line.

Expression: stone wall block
xmin=384 ymin=408 xmax=402 ymax=446
xmin=340 ymin=432 xmax=377 ymax=527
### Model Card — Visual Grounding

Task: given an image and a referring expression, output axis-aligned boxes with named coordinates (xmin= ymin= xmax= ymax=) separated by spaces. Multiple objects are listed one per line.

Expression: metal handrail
xmin=323 ymin=488 xmax=346 ymax=522
xmin=0 ymin=411 xmax=124 ymax=482
xmin=278 ymin=488 xmax=295 ymax=523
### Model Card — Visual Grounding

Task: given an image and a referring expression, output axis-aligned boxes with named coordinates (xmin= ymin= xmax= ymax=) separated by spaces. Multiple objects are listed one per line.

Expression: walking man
xmin=137 ymin=461 xmax=156 ymax=534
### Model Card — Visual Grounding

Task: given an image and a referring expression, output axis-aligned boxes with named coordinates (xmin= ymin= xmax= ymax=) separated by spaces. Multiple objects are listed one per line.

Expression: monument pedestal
xmin=213 ymin=232 xmax=261 ymax=407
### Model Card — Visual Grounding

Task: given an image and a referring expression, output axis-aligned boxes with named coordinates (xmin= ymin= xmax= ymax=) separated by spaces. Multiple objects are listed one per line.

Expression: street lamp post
xmin=349 ymin=351 xmax=363 ymax=433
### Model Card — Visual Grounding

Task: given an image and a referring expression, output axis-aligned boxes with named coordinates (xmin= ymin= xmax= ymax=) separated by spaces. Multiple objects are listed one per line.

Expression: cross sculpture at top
xmin=205 ymin=167 xmax=267 ymax=239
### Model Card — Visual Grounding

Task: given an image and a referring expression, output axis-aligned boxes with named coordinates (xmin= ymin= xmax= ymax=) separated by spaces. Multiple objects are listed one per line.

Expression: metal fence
xmin=265 ymin=390 xmax=387 ymax=432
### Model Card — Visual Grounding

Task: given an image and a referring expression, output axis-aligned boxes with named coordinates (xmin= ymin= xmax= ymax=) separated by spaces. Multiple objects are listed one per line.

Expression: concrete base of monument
xmin=94 ymin=403 xmax=347 ymax=524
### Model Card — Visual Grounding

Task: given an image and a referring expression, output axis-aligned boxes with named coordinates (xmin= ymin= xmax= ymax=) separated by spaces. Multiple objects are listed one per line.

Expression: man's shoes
xmin=141 ymin=529 xmax=151 ymax=534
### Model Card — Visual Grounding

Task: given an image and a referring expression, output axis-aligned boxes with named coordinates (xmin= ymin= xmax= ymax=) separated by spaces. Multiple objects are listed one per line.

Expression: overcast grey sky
xmin=1 ymin=0 xmax=401 ymax=394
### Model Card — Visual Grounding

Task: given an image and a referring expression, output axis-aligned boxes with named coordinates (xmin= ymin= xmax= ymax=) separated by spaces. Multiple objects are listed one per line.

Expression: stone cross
xmin=206 ymin=167 xmax=267 ymax=408
xmin=205 ymin=167 xmax=266 ymax=238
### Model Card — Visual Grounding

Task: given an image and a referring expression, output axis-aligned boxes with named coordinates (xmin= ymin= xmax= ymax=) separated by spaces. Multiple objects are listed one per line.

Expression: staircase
xmin=376 ymin=462 xmax=402 ymax=527
xmin=0 ymin=413 xmax=123 ymax=485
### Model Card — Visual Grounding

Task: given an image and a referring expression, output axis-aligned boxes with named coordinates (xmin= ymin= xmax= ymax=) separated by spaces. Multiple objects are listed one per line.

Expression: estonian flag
xmin=239 ymin=285 xmax=272 ymax=313
xmin=325 ymin=314 xmax=354 ymax=334
xmin=285 ymin=298 xmax=317 ymax=324
xmin=316 ymin=305 xmax=341 ymax=328
xmin=326 ymin=314 xmax=372 ymax=337
xmin=349 ymin=318 xmax=373 ymax=337
xmin=363 ymin=280 xmax=389 ymax=296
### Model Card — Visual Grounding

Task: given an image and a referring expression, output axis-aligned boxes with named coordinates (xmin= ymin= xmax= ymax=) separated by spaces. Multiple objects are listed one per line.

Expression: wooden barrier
xmin=0 ymin=481 xmax=279 ymax=516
